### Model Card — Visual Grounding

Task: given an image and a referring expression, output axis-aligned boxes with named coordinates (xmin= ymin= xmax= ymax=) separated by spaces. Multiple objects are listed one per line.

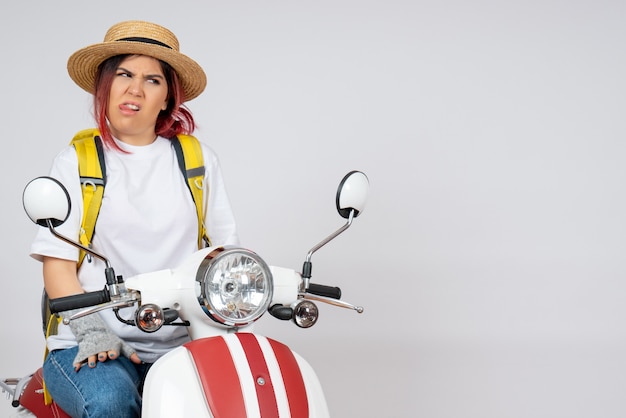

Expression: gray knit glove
xmin=62 ymin=309 xmax=137 ymax=367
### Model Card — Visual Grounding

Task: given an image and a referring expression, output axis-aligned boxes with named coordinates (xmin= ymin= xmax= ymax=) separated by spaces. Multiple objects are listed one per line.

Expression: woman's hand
xmin=62 ymin=309 xmax=142 ymax=372
xmin=83 ymin=349 xmax=142 ymax=369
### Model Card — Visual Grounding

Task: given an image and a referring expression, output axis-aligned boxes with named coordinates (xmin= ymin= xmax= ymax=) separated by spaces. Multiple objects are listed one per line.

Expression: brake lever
xmin=64 ymin=293 xmax=139 ymax=324
xmin=300 ymin=293 xmax=364 ymax=313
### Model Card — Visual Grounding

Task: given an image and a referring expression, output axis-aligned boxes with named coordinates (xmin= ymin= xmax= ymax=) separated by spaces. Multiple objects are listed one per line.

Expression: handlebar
xmin=48 ymin=288 xmax=111 ymax=314
xmin=306 ymin=283 xmax=342 ymax=300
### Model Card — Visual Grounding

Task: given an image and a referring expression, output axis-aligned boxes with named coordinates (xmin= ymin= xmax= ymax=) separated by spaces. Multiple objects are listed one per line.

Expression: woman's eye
xmin=148 ymin=78 xmax=161 ymax=85
xmin=116 ymin=72 xmax=131 ymax=78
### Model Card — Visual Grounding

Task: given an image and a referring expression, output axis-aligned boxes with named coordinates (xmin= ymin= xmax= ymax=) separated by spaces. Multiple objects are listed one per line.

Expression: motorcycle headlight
xmin=196 ymin=247 xmax=273 ymax=327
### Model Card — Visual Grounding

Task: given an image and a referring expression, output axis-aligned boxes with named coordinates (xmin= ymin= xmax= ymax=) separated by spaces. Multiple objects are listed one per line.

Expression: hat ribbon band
xmin=117 ymin=37 xmax=172 ymax=50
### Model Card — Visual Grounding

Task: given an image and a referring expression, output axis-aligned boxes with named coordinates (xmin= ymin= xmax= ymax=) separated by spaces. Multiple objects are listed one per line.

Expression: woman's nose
xmin=127 ymin=80 xmax=143 ymax=96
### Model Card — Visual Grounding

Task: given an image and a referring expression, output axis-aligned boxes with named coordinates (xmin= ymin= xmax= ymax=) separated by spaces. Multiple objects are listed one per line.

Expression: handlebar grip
xmin=307 ymin=283 xmax=342 ymax=300
xmin=48 ymin=289 xmax=111 ymax=314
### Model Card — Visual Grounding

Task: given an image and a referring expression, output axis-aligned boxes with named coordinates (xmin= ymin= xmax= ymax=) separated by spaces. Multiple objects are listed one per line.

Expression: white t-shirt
xmin=30 ymin=135 xmax=239 ymax=362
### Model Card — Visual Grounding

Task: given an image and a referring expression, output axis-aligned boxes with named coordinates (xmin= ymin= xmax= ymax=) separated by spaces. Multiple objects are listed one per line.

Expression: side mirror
xmin=302 ymin=171 xmax=369 ymax=283
xmin=23 ymin=176 xmax=71 ymax=227
xmin=336 ymin=171 xmax=369 ymax=219
xmin=22 ymin=176 xmax=111 ymax=268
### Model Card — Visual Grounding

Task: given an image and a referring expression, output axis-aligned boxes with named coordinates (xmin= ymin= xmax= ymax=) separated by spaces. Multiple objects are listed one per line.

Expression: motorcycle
xmin=2 ymin=171 xmax=368 ymax=417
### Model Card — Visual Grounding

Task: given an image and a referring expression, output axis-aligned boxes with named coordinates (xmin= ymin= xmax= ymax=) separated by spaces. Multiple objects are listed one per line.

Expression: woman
xmin=30 ymin=20 xmax=239 ymax=417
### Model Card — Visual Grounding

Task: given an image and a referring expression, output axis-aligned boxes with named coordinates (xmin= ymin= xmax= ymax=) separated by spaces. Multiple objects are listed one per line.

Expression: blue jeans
xmin=43 ymin=347 xmax=149 ymax=418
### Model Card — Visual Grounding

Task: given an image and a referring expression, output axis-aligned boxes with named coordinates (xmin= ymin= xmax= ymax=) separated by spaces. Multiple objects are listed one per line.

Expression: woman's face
xmin=107 ymin=55 xmax=169 ymax=145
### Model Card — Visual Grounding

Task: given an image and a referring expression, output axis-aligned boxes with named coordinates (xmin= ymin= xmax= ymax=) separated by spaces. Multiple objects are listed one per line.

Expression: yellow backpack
xmin=42 ymin=128 xmax=209 ymax=404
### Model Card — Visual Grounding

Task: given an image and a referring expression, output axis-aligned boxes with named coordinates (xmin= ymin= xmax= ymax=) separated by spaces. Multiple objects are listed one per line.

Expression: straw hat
xmin=67 ymin=20 xmax=207 ymax=101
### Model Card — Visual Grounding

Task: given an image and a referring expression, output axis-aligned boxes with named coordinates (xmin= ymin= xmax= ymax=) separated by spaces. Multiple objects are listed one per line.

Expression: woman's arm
xmin=42 ymin=256 xmax=83 ymax=298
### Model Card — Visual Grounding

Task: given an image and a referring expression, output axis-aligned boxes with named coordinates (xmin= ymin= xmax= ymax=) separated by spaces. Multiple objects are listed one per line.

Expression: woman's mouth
xmin=119 ymin=102 xmax=140 ymax=114
xmin=121 ymin=102 xmax=140 ymax=110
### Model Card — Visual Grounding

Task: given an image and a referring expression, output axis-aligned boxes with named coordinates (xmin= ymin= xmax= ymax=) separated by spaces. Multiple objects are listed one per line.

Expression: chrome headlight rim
xmin=196 ymin=246 xmax=273 ymax=327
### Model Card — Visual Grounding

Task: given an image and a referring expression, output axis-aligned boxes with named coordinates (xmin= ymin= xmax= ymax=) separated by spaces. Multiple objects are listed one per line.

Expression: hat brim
xmin=67 ymin=41 xmax=207 ymax=102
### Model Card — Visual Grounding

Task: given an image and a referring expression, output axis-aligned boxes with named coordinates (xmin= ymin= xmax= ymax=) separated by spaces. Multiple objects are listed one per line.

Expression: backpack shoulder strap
xmin=70 ymin=128 xmax=106 ymax=268
xmin=171 ymin=134 xmax=210 ymax=248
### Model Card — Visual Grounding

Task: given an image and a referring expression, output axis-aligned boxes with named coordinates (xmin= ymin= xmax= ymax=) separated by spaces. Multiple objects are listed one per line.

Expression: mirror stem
xmin=301 ymin=210 xmax=354 ymax=289
xmin=45 ymin=220 xmax=123 ymax=297
xmin=46 ymin=219 xmax=111 ymax=268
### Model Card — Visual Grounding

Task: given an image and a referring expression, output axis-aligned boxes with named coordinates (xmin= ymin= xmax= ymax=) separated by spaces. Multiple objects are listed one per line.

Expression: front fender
xmin=141 ymin=334 xmax=329 ymax=418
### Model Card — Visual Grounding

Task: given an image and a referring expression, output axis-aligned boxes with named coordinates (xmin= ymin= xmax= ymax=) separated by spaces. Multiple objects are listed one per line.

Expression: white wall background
xmin=1 ymin=1 xmax=625 ymax=417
